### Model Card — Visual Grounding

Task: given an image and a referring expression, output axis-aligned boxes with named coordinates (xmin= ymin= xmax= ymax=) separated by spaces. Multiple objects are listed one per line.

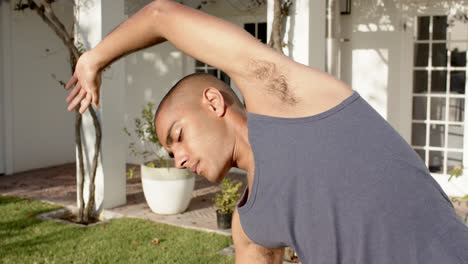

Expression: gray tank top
xmin=237 ymin=90 xmax=468 ymax=264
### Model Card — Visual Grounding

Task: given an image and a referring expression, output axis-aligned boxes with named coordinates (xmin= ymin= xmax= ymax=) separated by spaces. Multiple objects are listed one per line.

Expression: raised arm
xmin=65 ymin=0 xmax=286 ymax=113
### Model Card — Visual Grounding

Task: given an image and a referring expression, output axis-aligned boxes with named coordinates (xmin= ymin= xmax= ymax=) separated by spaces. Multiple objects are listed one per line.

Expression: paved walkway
xmin=0 ymin=163 xmax=248 ymax=236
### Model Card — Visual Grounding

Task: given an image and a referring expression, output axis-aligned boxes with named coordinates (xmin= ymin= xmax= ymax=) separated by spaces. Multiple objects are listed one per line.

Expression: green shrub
xmin=124 ymin=102 xmax=170 ymax=178
xmin=213 ymin=178 xmax=243 ymax=214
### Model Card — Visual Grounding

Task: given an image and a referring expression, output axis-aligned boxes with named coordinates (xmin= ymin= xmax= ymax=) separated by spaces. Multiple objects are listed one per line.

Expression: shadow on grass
xmin=0 ymin=227 xmax=87 ymax=259
xmin=0 ymin=195 xmax=235 ymax=264
xmin=0 ymin=195 xmax=86 ymax=260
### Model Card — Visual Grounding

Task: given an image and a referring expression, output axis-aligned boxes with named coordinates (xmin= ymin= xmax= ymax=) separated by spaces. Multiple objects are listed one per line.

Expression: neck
xmin=229 ymin=109 xmax=255 ymax=176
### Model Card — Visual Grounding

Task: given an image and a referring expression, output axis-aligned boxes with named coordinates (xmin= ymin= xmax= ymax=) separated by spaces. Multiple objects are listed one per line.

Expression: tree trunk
xmin=75 ymin=110 xmax=86 ymax=222
xmin=86 ymin=106 xmax=102 ymax=221
xmin=17 ymin=0 xmax=102 ymax=224
xmin=268 ymin=0 xmax=283 ymax=53
xmin=268 ymin=0 xmax=291 ymax=54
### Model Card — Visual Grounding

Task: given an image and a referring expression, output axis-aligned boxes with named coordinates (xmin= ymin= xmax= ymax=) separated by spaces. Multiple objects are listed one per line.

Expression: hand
xmin=65 ymin=51 xmax=102 ymax=114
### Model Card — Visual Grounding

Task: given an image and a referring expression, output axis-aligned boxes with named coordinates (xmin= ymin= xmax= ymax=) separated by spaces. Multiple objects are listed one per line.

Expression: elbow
xmin=148 ymin=0 xmax=170 ymax=19
xmin=140 ymin=0 xmax=171 ymax=38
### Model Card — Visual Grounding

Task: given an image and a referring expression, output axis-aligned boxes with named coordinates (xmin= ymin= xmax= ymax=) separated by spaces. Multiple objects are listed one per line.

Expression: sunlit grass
xmin=0 ymin=195 xmax=234 ymax=264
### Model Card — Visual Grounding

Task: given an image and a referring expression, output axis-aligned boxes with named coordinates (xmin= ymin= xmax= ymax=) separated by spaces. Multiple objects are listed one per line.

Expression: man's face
xmin=155 ymin=102 xmax=232 ymax=183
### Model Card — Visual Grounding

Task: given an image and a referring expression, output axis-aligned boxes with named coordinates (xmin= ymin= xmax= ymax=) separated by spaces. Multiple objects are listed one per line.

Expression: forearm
xmin=91 ymin=0 xmax=278 ymax=78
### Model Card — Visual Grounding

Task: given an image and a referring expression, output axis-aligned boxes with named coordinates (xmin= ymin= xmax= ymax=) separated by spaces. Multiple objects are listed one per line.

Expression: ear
xmin=201 ymin=87 xmax=226 ymax=117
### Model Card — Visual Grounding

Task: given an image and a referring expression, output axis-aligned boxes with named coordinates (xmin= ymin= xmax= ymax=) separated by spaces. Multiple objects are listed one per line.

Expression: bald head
xmin=154 ymin=73 xmax=244 ymax=126
xmin=153 ymin=73 xmax=247 ymax=182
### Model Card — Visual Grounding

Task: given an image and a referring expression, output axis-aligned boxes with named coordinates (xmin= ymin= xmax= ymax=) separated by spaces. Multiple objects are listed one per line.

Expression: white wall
xmin=124 ymin=43 xmax=186 ymax=164
xmin=5 ymin=1 xmax=75 ymax=173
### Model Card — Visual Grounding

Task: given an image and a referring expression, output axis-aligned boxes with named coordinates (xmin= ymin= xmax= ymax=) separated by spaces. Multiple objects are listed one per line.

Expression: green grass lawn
xmin=0 ymin=195 xmax=235 ymax=264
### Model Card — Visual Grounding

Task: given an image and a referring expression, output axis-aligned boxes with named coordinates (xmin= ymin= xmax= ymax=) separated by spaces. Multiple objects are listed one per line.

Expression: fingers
xmin=68 ymin=89 xmax=86 ymax=112
xmin=66 ymin=82 xmax=81 ymax=103
xmin=79 ymin=93 xmax=92 ymax=114
xmin=92 ymin=91 xmax=100 ymax=109
xmin=66 ymin=82 xmax=99 ymax=113
xmin=65 ymin=75 xmax=77 ymax=90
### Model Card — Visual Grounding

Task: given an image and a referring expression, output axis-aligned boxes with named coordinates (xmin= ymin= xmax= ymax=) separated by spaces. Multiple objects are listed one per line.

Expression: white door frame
xmin=400 ymin=3 xmax=468 ymax=196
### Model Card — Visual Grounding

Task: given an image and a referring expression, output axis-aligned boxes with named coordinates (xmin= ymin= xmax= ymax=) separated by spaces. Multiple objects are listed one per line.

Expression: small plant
xmin=213 ymin=178 xmax=243 ymax=214
xmin=124 ymin=102 xmax=170 ymax=178
xmin=448 ymin=164 xmax=468 ymax=206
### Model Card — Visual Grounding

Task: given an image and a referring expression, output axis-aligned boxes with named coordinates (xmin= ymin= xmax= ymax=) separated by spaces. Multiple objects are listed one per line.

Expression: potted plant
xmin=213 ymin=178 xmax=243 ymax=229
xmin=124 ymin=102 xmax=196 ymax=215
xmin=448 ymin=164 xmax=468 ymax=225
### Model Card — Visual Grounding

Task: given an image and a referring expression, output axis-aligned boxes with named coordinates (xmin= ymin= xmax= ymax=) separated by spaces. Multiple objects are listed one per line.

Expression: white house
xmin=1 ymin=0 xmax=468 ymax=209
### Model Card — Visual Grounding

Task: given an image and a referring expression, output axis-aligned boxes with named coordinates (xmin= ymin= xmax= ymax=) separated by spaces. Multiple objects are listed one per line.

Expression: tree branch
xmin=29 ymin=0 xmax=80 ymax=60
xmin=75 ymin=110 xmax=86 ymax=223
xmin=86 ymin=106 xmax=102 ymax=220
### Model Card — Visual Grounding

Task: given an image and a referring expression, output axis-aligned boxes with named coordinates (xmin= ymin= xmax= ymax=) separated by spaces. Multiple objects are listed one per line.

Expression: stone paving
xmin=0 ymin=163 xmax=248 ymax=236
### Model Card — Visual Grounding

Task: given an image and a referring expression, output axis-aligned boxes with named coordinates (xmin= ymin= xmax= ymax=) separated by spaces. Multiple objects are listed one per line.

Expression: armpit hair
xmin=249 ymin=59 xmax=298 ymax=105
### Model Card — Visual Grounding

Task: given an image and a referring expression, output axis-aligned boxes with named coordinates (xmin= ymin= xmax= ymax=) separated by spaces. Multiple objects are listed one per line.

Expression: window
xmin=411 ymin=15 xmax=467 ymax=174
xmin=194 ymin=60 xmax=230 ymax=84
xmin=243 ymin=22 xmax=267 ymax=44
xmin=194 ymin=22 xmax=267 ymax=84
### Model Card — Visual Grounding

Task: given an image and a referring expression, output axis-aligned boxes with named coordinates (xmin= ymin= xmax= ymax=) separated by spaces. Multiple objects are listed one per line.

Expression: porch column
xmin=267 ymin=0 xmax=326 ymax=71
xmin=74 ymin=0 xmax=127 ymax=210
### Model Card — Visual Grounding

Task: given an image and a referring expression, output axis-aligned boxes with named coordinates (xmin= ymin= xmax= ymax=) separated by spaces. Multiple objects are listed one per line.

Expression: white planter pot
xmin=140 ymin=164 xmax=195 ymax=215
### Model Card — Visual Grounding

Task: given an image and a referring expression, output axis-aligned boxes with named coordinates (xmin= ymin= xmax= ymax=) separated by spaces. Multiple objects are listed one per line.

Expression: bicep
xmin=156 ymin=0 xmax=284 ymax=81
xmin=232 ymin=208 xmax=285 ymax=264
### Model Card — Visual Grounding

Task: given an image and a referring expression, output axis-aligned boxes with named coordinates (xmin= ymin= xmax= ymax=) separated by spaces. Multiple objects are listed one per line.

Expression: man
xmin=65 ymin=0 xmax=468 ymax=263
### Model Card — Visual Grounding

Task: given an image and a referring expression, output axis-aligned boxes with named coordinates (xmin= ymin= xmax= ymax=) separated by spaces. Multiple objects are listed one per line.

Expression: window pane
xmin=413 ymin=96 xmax=427 ymax=120
xmin=447 ymin=152 xmax=463 ymax=172
xmin=195 ymin=60 xmax=204 ymax=67
xmin=412 ymin=123 xmax=426 ymax=146
xmin=431 ymin=70 xmax=447 ymax=93
xmin=429 ymin=150 xmax=444 ymax=173
xmin=414 ymin=149 xmax=426 ymax=163
xmin=258 ymin=23 xmax=267 ymax=44
xmin=413 ymin=71 xmax=428 ymax=93
xmin=220 ymin=71 xmax=230 ymax=84
xmin=414 ymin=43 xmax=429 ymax=67
xmin=207 ymin=69 xmax=217 ymax=77
xmin=448 ymin=125 xmax=464 ymax=149
xmin=433 ymin=16 xmax=447 ymax=40
xmin=432 ymin=43 xmax=447 ymax=67
xmin=449 ymin=98 xmax=465 ymax=121
xmin=451 ymin=48 xmax=466 ymax=67
xmin=195 ymin=68 xmax=205 ymax=73
xmin=430 ymin=97 xmax=446 ymax=121
xmin=244 ymin=23 xmax=255 ymax=36
xmin=429 ymin=124 xmax=445 ymax=147
xmin=417 ymin=16 xmax=430 ymax=40
xmin=450 ymin=71 xmax=466 ymax=94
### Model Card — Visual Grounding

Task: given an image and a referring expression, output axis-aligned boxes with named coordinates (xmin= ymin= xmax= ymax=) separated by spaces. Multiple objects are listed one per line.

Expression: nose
xmin=172 ymin=147 xmax=189 ymax=169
